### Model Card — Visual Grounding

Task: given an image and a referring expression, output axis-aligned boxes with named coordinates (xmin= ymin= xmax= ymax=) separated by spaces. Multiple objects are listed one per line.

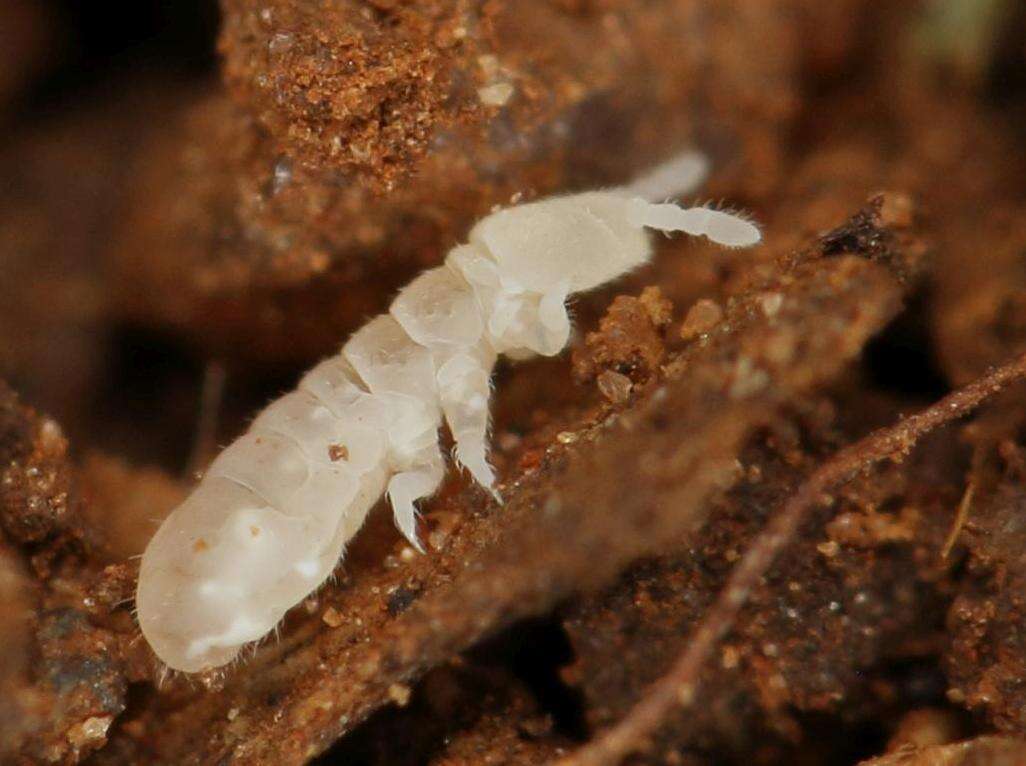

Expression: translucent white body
xmin=136 ymin=152 xmax=761 ymax=672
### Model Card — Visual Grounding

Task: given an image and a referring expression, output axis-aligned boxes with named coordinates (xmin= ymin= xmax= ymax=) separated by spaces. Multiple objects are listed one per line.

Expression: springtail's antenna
xmin=627 ymin=199 xmax=762 ymax=248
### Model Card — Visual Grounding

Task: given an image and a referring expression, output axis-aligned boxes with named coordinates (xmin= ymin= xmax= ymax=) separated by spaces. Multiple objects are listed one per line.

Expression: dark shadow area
xmin=864 ymin=291 xmax=950 ymax=401
xmin=6 ymin=0 xmax=218 ymax=123
xmin=468 ymin=616 xmax=590 ymax=742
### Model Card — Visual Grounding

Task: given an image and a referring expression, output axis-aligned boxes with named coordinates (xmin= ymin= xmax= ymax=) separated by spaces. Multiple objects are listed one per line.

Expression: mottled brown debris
xmin=110 ymin=0 xmax=807 ymax=363
xmin=560 ymin=415 xmax=960 ymax=762
xmin=218 ymin=0 xmax=798 ymax=190
xmin=561 ymin=348 xmax=1026 ymax=766
xmin=0 ymin=383 xmax=146 ymax=764
xmin=572 ymin=287 xmax=674 ymax=388
xmin=856 ymin=736 xmax=1026 ymax=766
xmin=945 ymin=467 xmax=1026 ymax=731
xmin=0 ymin=380 xmax=84 ymax=553
xmin=6 ymin=2 xmax=1026 ymax=764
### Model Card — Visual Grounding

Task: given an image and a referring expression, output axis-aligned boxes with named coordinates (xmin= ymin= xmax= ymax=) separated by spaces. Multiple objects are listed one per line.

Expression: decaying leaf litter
xmin=3 ymin=1 xmax=1026 ymax=764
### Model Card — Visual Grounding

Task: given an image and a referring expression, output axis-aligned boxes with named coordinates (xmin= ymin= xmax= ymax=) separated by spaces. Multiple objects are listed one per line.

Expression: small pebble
xmin=721 ymin=645 xmax=740 ymax=669
xmin=759 ymin=292 xmax=784 ymax=318
xmin=388 ymin=683 xmax=412 ymax=707
xmin=596 ymin=370 xmax=633 ymax=404
xmin=477 ymin=54 xmax=500 ymax=78
xmin=680 ymin=298 xmax=723 ymax=340
xmin=817 ymin=540 xmax=840 ymax=557
xmin=478 ymin=82 xmax=515 ymax=106
xmin=322 ymin=606 xmax=344 ymax=628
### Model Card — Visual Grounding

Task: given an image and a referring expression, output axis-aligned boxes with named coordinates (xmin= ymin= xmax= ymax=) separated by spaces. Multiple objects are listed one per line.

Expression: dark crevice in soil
xmin=987 ymin=3 xmax=1026 ymax=109
xmin=10 ymin=0 xmax=219 ymax=121
xmin=315 ymin=616 xmax=590 ymax=765
xmin=863 ymin=291 xmax=950 ymax=401
xmin=85 ymin=325 xmax=203 ymax=468
xmin=312 ymin=669 xmax=458 ymax=766
xmin=468 ymin=615 xmax=590 ymax=742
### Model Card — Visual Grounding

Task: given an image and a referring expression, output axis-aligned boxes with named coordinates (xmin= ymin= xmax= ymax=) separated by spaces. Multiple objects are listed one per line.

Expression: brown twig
xmin=555 ymin=350 xmax=1026 ymax=766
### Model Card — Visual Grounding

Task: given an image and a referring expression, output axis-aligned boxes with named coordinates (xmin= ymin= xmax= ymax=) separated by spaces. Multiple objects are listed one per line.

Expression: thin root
xmin=941 ymin=478 xmax=975 ymax=559
xmin=184 ymin=359 xmax=227 ymax=479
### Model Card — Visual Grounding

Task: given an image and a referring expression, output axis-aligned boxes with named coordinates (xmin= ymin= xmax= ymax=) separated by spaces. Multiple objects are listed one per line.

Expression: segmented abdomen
xmin=136 ymin=355 xmax=399 ymax=672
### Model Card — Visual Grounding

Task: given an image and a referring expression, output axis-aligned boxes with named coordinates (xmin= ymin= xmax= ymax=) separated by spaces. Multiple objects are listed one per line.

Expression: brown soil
xmin=3 ymin=1 xmax=1026 ymax=764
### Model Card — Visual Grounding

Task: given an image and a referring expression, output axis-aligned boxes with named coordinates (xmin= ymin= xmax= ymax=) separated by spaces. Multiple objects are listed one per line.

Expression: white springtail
xmin=135 ymin=151 xmax=760 ymax=672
